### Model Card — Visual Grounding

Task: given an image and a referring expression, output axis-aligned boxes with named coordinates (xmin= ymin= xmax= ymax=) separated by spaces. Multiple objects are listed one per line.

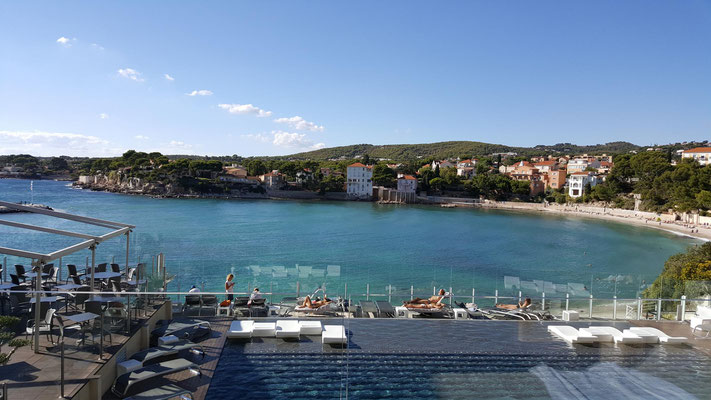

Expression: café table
xmin=92 ymin=272 xmax=121 ymax=279
xmin=86 ymin=296 xmax=126 ymax=357
xmin=60 ymin=312 xmax=99 ymax=347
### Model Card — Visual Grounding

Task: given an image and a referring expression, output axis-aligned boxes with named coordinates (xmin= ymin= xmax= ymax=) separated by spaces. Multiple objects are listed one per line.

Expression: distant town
xmin=1 ymin=141 xmax=709 ymax=216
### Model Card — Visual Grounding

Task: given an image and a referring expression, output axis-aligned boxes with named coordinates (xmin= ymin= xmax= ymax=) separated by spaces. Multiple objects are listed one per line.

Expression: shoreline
xmin=73 ymin=182 xmax=709 ymax=242
xmin=471 ymin=201 xmax=710 ymax=242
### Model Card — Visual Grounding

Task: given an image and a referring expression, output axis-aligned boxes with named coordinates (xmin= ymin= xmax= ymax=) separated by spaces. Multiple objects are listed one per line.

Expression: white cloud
xmin=0 ymin=130 xmax=120 ymax=157
xmin=186 ymin=89 xmax=213 ymax=97
xmin=240 ymin=133 xmax=271 ymax=143
xmin=135 ymin=135 xmax=150 ymax=140
xmin=166 ymin=140 xmax=194 ymax=152
xmin=271 ymin=131 xmax=325 ymax=150
xmin=164 ymin=74 xmax=175 ymax=81
xmin=90 ymin=43 xmax=105 ymax=51
xmin=99 ymin=113 xmax=109 ymax=119
xmin=117 ymin=68 xmax=144 ymax=82
xmin=56 ymin=36 xmax=75 ymax=47
xmin=218 ymin=103 xmax=272 ymax=117
xmin=274 ymin=116 xmax=324 ymax=132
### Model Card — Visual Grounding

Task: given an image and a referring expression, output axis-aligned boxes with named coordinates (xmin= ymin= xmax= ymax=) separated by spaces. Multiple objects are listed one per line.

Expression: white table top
xmin=62 ymin=312 xmax=99 ymax=323
xmin=30 ymin=295 xmax=65 ymax=303
xmin=87 ymin=296 xmax=125 ymax=303
xmin=91 ymin=272 xmax=122 ymax=279
xmin=24 ymin=272 xmax=49 ymax=278
xmin=55 ymin=283 xmax=83 ymax=291
xmin=0 ymin=283 xmax=15 ymax=290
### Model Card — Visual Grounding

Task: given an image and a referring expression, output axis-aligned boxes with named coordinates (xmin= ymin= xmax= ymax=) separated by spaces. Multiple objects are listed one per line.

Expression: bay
xmin=0 ymin=179 xmax=698 ymax=301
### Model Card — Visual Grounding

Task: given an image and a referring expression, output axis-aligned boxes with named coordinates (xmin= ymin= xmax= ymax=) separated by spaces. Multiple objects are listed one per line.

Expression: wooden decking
xmin=0 ymin=307 xmax=160 ymax=400
xmin=101 ymin=316 xmax=230 ymax=400
xmin=631 ymin=320 xmax=711 ymax=356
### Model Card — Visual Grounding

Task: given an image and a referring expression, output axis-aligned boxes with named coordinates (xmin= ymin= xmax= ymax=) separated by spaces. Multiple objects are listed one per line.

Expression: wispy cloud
xmin=166 ymin=140 xmax=194 ymax=151
xmin=99 ymin=113 xmax=109 ymax=119
xmin=56 ymin=36 xmax=76 ymax=47
xmin=0 ymin=130 xmax=119 ymax=157
xmin=243 ymin=130 xmax=325 ymax=150
xmin=90 ymin=43 xmax=105 ymax=51
xmin=135 ymin=135 xmax=150 ymax=140
xmin=186 ymin=89 xmax=213 ymax=97
xmin=274 ymin=116 xmax=324 ymax=132
xmin=117 ymin=68 xmax=144 ymax=82
xmin=164 ymin=74 xmax=175 ymax=81
xmin=240 ymin=133 xmax=271 ymax=143
xmin=218 ymin=103 xmax=272 ymax=117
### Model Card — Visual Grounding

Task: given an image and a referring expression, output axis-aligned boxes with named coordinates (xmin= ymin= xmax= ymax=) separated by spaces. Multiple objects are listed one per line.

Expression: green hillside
xmin=282 ymin=141 xmax=642 ymax=161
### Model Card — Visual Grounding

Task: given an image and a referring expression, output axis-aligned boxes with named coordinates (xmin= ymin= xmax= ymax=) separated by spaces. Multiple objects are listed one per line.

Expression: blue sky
xmin=1 ymin=1 xmax=710 ymax=157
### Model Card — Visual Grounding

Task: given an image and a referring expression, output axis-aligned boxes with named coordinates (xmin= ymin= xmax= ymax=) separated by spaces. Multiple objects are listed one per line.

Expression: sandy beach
xmin=474 ymin=201 xmax=711 ymax=242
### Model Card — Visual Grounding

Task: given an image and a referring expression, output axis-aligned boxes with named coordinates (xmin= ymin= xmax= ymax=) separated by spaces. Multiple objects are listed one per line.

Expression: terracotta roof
xmin=684 ymin=147 xmax=711 ymax=153
xmin=348 ymin=162 xmax=367 ymax=167
xmin=571 ymin=171 xmax=592 ymax=175
xmin=400 ymin=175 xmax=417 ymax=180
xmin=459 ymin=159 xmax=472 ymax=163
xmin=534 ymin=161 xmax=556 ymax=166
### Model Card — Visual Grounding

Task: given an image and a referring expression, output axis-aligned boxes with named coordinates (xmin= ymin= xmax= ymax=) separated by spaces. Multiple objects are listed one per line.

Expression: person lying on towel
xmin=403 ymin=289 xmax=447 ymax=309
xmin=300 ymin=295 xmax=331 ymax=309
xmin=496 ymin=297 xmax=531 ymax=310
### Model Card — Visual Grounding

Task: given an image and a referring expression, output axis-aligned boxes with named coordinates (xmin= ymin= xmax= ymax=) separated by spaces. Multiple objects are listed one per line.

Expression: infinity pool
xmin=207 ymin=320 xmax=711 ymax=399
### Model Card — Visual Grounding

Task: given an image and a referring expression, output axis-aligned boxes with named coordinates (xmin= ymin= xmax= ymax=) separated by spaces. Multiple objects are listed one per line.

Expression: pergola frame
xmin=0 ymin=200 xmax=135 ymax=352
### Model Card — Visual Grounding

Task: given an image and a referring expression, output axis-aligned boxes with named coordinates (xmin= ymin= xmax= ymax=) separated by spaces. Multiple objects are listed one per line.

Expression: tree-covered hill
xmin=282 ymin=141 xmax=643 ymax=161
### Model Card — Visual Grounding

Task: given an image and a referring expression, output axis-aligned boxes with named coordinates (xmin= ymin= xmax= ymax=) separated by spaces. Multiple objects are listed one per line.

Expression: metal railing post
xmin=3 ymin=256 xmax=7 ymax=282
xmin=449 ymin=286 xmax=452 ymax=306
xmin=589 ymin=294 xmax=593 ymax=319
xmin=680 ymin=295 xmax=687 ymax=321
xmin=366 ymin=284 xmax=370 ymax=300
xmin=565 ymin=293 xmax=569 ymax=311
xmin=612 ymin=296 xmax=617 ymax=320
xmin=657 ymin=298 xmax=662 ymax=321
xmin=3 ymin=381 xmax=8 ymax=400
xmin=637 ymin=297 xmax=642 ymax=320
xmin=494 ymin=289 xmax=498 ymax=305
xmin=33 ymin=259 xmax=44 ymax=352
xmin=60 ymin=340 xmax=65 ymax=398
xmin=296 ymin=281 xmax=300 ymax=298
xmin=542 ymin=292 xmax=546 ymax=311
xmin=388 ymin=285 xmax=392 ymax=303
xmin=518 ymin=290 xmax=522 ymax=304
xmin=58 ymin=257 xmax=62 ymax=284
xmin=471 ymin=288 xmax=475 ymax=304
xmin=125 ymin=231 xmax=130 ymax=279
xmin=411 ymin=285 xmax=414 ymax=301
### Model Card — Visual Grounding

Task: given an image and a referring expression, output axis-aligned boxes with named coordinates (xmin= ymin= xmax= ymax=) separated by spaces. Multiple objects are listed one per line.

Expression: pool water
xmin=207 ymin=320 xmax=711 ymax=399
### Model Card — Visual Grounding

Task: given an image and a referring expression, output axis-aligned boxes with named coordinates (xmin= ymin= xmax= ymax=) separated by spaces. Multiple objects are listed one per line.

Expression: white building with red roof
xmin=397 ymin=175 xmax=418 ymax=193
xmin=347 ymin=162 xmax=373 ymax=198
xmin=682 ymin=147 xmax=711 ymax=166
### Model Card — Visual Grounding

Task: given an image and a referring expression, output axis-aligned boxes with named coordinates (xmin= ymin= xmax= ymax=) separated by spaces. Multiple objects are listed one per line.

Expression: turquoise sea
xmin=0 ymin=179 xmax=700 ymax=301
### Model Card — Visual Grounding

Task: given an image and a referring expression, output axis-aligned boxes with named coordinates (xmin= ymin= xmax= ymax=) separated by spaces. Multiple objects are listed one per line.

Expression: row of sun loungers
xmin=548 ymin=325 xmax=688 ymax=345
xmin=113 ymin=358 xmax=201 ymax=398
xmin=227 ymin=319 xmax=347 ymax=345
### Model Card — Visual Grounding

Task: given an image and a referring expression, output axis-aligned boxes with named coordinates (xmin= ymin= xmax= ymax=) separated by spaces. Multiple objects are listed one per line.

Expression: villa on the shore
xmin=347 ymin=162 xmax=373 ymax=199
xmin=568 ymin=171 xmax=602 ymax=198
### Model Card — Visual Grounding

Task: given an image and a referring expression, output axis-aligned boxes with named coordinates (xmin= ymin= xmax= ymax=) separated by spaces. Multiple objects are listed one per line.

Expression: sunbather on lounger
xmin=403 ymin=289 xmax=446 ymax=306
xmin=301 ymin=295 xmax=331 ymax=309
xmin=496 ymin=297 xmax=531 ymax=310
xmin=406 ymin=301 xmax=446 ymax=309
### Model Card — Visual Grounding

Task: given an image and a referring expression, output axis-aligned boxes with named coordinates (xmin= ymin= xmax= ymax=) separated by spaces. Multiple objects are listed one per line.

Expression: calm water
xmin=0 ymin=179 xmax=699 ymax=300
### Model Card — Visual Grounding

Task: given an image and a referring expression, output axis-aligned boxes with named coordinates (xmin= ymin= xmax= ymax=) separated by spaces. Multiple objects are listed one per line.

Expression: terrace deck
xmin=3 ymin=313 xmax=711 ymax=400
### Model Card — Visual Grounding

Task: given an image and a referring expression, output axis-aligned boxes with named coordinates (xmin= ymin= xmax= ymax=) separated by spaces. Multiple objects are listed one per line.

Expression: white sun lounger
xmin=580 ymin=326 xmax=643 ymax=344
xmin=275 ymin=320 xmax=300 ymax=338
xmin=629 ymin=327 xmax=687 ymax=344
xmin=227 ymin=320 xmax=254 ymax=339
xmin=125 ymin=383 xmax=193 ymax=400
xmin=322 ymin=325 xmax=347 ymax=345
xmin=299 ymin=320 xmax=323 ymax=335
xmin=622 ymin=329 xmax=659 ymax=344
xmin=547 ymin=325 xmax=598 ymax=344
xmin=252 ymin=322 xmax=276 ymax=337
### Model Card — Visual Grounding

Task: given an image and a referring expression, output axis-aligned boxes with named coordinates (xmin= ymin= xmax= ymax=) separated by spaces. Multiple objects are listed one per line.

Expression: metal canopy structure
xmin=0 ymin=200 xmax=135 ymax=352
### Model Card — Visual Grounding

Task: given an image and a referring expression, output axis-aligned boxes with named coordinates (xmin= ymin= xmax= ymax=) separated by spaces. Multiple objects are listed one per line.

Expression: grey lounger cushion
xmin=125 ymin=383 xmax=193 ymax=400
xmin=112 ymin=358 xmax=200 ymax=397
xmin=131 ymin=340 xmax=204 ymax=364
